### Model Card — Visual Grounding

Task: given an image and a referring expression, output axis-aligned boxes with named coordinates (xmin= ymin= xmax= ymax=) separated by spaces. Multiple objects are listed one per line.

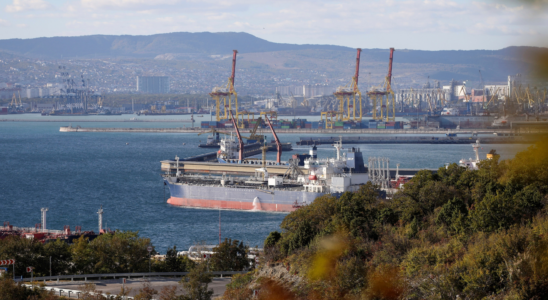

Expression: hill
xmin=0 ymin=32 xmax=546 ymax=84
xmin=0 ymin=32 xmax=350 ymax=59
xmin=223 ymin=137 xmax=548 ymax=300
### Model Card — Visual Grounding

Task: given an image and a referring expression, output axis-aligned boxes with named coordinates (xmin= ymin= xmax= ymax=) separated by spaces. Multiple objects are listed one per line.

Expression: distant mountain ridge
xmin=0 ymin=32 xmax=546 ymax=82
xmin=0 ymin=32 xmax=351 ymax=59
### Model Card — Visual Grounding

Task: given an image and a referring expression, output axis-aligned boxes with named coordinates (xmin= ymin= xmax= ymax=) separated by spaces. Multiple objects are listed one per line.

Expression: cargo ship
xmin=162 ymin=141 xmax=370 ymax=212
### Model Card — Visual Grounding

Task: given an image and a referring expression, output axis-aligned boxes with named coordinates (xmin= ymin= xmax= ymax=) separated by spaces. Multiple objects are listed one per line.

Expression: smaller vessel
xmin=199 ymin=133 xmax=221 ymax=148
xmin=492 ymin=116 xmax=508 ymax=127
xmin=445 ymin=130 xmax=457 ymax=137
xmin=441 ymin=107 xmax=459 ymax=116
xmin=459 ymin=140 xmax=481 ymax=170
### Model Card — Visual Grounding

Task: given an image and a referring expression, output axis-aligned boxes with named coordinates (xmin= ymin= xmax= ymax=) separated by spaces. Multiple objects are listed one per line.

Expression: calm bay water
xmin=0 ymin=115 xmax=528 ymax=252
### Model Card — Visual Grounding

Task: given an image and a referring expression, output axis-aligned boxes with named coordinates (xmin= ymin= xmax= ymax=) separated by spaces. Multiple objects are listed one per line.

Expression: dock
xmin=297 ymin=135 xmax=538 ymax=145
xmin=59 ymin=125 xmax=526 ymax=135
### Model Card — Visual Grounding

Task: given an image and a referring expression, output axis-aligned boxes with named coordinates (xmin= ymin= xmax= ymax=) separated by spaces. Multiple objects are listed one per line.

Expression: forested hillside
xmin=225 ymin=137 xmax=548 ymax=300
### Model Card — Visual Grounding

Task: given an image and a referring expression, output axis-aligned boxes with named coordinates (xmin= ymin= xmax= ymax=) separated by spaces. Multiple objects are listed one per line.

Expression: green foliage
xmin=436 ymin=197 xmax=468 ymax=233
xmin=71 ymin=231 xmax=151 ymax=274
xmin=278 ymin=194 xmax=338 ymax=255
xmin=180 ymin=262 xmax=213 ymax=300
xmin=0 ymin=276 xmax=56 ymax=300
xmin=223 ymin=273 xmax=254 ymax=300
xmin=246 ymin=137 xmax=548 ymax=300
xmin=0 ymin=230 xmax=154 ymax=277
xmin=209 ymin=238 xmax=249 ymax=272
xmin=154 ymin=246 xmax=195 ymax=272
xmin=0 ymin=235 xmax=61 ymax=277
xmin=334 ymin=183 xmax=380 ymax=240
xmin=264 ymin=231 xmax=281 ymax=249
xmin=470 ymin=184 xmax=543 ymax=232
xmin=409 ymin=217 xmax=420 ymax=238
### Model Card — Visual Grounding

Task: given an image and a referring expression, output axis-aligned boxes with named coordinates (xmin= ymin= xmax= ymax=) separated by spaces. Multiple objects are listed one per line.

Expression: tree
xmin=160 ymin=246 xmax=195 ymax=272
xmin=180 ymin=263 xmax=213 ymax=300
xmin=0 ymin=276 xmax=56 ymax=300
xmin=334 ymin=183 xmax=380 ymax=239
xmin=209 ymin=239 xmax=248 ymax=272
xmin=134 ymin=281 xmax=158 ymax=300
xmin=43 ymin=239 xmax=72 ymax=276
xmin=71 ymin=231 xmax=151 ymax=274
xmin=436 ymin=197 xmax=468 ymax=228
xmin=89 ymin=231 xmax=151 ymax=273
xmin=264 ymin=231 xmax=281 ymax=249
xmin=0 ymin=236 xmax=45 ymax=277
xmin=71 ymin=236 xmax=94 ymax=274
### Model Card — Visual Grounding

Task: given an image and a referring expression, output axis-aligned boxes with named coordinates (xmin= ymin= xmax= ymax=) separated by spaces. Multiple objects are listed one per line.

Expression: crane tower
xmin=209 ymin=50 xmax=239 ymax=122
xmin=331 ymin=48 xmax=363 ymax=124
xmin=368 ymin=48 xmax=396 ymax=121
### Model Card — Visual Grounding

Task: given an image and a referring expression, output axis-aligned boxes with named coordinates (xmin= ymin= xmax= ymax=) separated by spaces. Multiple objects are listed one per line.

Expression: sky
xmin=0 ymin=0 xmax=546 ymax=50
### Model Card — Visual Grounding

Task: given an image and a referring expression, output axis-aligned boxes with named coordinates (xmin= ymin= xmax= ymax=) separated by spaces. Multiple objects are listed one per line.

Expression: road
xmin=44 ymin=277 xmax=231 ymax=298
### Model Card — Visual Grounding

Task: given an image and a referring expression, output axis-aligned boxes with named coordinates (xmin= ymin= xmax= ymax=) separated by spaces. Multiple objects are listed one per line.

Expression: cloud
xmin=5 ymin=0 xmax=52 ymax=12
xmin=80 ymin=0 xmax=180 ymax=10
xmin=2 ymin=0 xmax=546 ymax=50
xmin=0 ymin=19 xmax=9 ymax=26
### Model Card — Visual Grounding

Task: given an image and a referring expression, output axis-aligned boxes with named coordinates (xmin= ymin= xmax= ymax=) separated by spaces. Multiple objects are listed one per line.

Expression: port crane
xmin=210 ymin=50 xmax=239 ymax=122
xmin=264 ymin=115 xmax=282 ymax=164
xmin=198 ymin=122 xmax=265 ymax=143
xmin=9 ymin=91 xmax=22 ymax=110
xmin=484 ymin=87 xmax=501 ymax=109
xmin=478 ymin=70 xmax=486 ymax=104
xmin=333 ymin=48 xmax=362 ymax=124
xmin=367 ymin=48 xmax=396 ymax=121
xmin=229 ymin=110 xmax=244 ymax=161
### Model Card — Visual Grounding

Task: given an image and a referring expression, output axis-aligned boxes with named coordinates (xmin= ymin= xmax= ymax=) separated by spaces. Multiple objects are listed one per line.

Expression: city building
xmin=136 ymin=76 xmax=170 ymax=94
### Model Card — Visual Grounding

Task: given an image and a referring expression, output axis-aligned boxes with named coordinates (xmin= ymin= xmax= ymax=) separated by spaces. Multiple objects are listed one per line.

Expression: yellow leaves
xmin=307 ymin=235 xmax=349 ymax=281
xmin=364 ymin=265 xmax=406 ymax=300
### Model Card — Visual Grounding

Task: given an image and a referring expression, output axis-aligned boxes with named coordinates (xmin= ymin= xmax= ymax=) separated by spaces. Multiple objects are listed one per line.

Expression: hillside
xmin=0 ymin=32 xmax=546 ymax=85
xmin=223 ymin=137 xmax=548 ymax=300
xmin=0 ymin=32 xmax=349 ymax=59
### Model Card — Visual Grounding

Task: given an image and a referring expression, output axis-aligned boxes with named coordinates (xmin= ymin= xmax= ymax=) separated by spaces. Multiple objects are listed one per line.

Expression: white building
xmin=24 ymin=88 xmax=40 ymax=98
xmin=136 ymin=76 xmax=170 ymax=94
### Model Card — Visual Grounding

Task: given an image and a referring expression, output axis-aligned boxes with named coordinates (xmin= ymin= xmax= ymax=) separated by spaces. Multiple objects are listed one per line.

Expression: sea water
xmin=0 ymin=117 xmax=528 ymax=252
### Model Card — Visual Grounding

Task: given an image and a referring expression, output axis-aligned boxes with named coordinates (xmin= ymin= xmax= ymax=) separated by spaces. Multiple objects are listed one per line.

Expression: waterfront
xmin=0 ymin=115 xmax=529 ymax=252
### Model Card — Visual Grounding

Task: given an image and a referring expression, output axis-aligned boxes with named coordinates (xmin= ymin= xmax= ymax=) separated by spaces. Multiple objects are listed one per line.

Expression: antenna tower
xmin=97 ymin=205 xmax=103 ymax=233
xmin=41 ymin=208 xmax=49 ymax=232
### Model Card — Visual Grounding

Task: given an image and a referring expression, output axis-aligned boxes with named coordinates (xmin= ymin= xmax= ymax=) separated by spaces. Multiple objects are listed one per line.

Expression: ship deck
xmin=161 ymin=160 xmax=307 ymax=176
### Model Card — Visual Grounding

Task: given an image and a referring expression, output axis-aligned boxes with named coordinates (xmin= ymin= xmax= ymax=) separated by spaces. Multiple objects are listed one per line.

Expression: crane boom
xmin=230 ymin=50 xmax=238 ymax=91
xmin=354 ymin=48 xmax=362 ymax=90
xmin=387 ymin=48 xmax=395 ymax=88
xmin=229 ymin=110 xmax=244 ymax=161
xmin=264 ymin=115 xmax=282 ymax=164
xmin=248 ymin=117 xmax=264 ymax=142
xmin=478 ymin=70 xmax=486 ymax=103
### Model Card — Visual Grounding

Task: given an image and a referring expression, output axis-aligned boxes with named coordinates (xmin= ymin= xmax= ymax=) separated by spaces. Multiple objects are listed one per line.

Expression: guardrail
xmin=20 ymin=271 xmax=248 ymax=283
xmin=23 ymin=284 xmax=123 ymax=299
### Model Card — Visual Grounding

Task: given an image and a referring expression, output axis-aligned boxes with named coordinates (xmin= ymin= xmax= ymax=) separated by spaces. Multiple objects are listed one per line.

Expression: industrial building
xmin=136 ymin=76 xmax=170 ymax=94
xmin=276 ymin=85 xmax=333 ymax=98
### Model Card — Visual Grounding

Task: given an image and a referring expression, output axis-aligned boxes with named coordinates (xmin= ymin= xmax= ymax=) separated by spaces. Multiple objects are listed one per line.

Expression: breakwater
xmin=59 ymin=125 xmax=516 ymax=135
